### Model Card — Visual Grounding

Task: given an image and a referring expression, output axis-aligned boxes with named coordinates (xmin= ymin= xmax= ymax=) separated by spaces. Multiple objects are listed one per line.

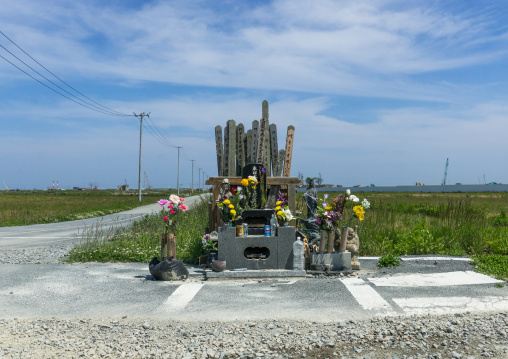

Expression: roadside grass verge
xmin=0 ymin=189 xmax=197 ymax=227
xmin=65 ymin=197 xmax=208 ymax=264
xmin=66 ymin=191 xmax=508 ymax=281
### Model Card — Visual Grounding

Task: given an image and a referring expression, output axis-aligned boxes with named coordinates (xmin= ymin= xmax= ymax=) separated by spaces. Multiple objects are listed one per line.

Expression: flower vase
xmin=319 ymin=230 xmax=327 ymax=254
xmin=283 ymin=222 xmax=289 ymax=227
xmin=207 ymin=250 xmax=218 ymax=268
xmin=327 ymin=229 xmax=334 ymax=253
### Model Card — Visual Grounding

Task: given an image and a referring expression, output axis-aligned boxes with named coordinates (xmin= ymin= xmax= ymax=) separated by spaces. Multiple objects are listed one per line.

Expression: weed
xmin=378 ymin=254 xmax=401 ymax=268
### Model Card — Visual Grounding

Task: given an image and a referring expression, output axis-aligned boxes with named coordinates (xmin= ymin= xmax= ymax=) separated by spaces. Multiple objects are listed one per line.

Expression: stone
xmin=148 ymin=257 xmax=189 ymax=281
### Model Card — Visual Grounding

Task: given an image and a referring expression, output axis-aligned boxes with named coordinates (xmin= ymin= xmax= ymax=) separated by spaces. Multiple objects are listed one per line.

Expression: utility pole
xmin=134 ymin=112 xmax=149 ymax=202
xmin=190 ymin=160 xmax=195 ymax=194
xmin=198 ymin=168 xmax=202 ymax=193
xmin=202 ymin=171 xmax=206 ymax=192
xmin=176 ymin=146 xmax=182 ymax=196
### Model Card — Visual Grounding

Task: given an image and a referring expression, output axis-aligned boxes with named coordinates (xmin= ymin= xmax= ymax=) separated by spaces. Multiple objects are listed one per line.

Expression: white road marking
xmin=341 ymin=277 xmax=394 ymax=312
xmin=160 ymin=283 xmax=204 ymax=311
xmin=368 ymin=271 xmax=502 ymax=287
xmin=401 ymin=256 xmax=471 ymax=261
xmin=394 ymin=296 xmax=508 ymax=315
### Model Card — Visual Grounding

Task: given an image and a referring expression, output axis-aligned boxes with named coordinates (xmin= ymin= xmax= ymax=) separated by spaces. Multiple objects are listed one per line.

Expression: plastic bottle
xmin=270 ymin=214 xmax=277 ymax=237
xmin=293 ymin=236 xmax=305 ymax=271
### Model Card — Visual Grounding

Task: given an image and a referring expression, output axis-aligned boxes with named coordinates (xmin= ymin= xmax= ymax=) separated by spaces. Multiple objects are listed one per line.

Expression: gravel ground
xmin=0 ymin=245 xmax=72 ymax=264
xmin=1 ymin=248 xmax=507 ymax=358
xmin=0 ymin=312 xmax=507 ymax=358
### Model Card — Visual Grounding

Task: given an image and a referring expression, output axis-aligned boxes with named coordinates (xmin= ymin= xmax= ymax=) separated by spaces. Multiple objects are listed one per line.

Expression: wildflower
xmin=346 ymin=189 xmax=351 ymax=196
xmin=350 ymin=195 xmax=359 ymax=203
xmin=324 ymin=194 xmax=329 ymax=199
xmin=353 ymin=205 xmax=365 ymax=221
xmin=158 ymin=199 xmax=169 ymax=206
xmin=362 ymin=199 xmax=370 ymax=209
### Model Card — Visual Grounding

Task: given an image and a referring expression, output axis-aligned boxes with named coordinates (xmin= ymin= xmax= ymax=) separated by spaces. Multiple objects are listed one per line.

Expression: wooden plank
xmin=215 ymin=125 xmax=223 ymax=176
xmin=206 ymin=176 xmax=302 ymax=186
xmin=275 ymin=149 xmax=285 ymax=177
xmin=236 ymin=124 xmax=245 ymax=176
xmin=223 ymin=123 xmax=230 ymax=176
xmin=265 ymin=184 xmax=280 ymax=209
xmin=256 ymin=118 xmax=268 ymax=169
xmin=288 ymin=184 xmax=296 ymax=226
xmin=251 ymin=120 xmax=259 ymax=164
xmin=245 ymin=129 xmax=252 ymax=164
xmin=269 ymin=124 xmax=278 ymax=177
xmin=283 ymin=126 xmax=295 ymax=177
xmin=225 ymin=119 xmax=236 ymax=177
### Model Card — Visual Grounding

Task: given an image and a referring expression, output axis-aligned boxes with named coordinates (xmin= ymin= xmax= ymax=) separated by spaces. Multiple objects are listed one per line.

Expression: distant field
xmin=296 ymin=191 xmax=508 ymax=257
xmin=0 ymin=189 xmax=194 ymax=227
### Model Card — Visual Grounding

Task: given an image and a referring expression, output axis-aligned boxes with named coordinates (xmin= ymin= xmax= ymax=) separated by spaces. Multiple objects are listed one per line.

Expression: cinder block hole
xmin=244 ymin=247 xmax=270 ymax=260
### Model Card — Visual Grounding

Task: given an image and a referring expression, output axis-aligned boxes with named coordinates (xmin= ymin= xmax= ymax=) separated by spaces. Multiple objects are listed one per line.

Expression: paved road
xmin=0 ymin=194 xmax=208 ymax=250
xmin=0 ymin=195 xmax=507 ymax=321
xmin=0 ymin=257 xmax=506 ymax=321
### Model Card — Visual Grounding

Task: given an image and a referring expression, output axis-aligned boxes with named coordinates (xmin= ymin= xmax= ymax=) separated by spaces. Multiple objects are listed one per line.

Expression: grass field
xmin=0 ymin=189 xmax=197 ymax=227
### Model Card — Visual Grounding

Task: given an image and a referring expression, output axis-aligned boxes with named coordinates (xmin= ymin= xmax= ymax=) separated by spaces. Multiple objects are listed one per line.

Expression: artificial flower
xmin=362 ymin=199 xmax=370 ymax=209
xmin=163 ymin=216 xmax=169 ymax=222
xmin=158 ymin=199 xmax=169 ymax=206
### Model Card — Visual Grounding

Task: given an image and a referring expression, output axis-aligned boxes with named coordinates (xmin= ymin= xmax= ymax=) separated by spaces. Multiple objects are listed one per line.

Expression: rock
xmin=149 ymin=257 xmax=189 ymax=281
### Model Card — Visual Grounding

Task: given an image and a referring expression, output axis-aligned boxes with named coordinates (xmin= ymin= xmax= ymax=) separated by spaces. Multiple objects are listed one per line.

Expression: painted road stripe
xmin=160 ymin=283 xmax=204 ymax=311
xmin=394 ymin=296 xmax=508 ymax=315
xmin=401 ymin=257 xmax=471 ymax=261
xmin=368 ymin=271 xmax=503 ymax=287
xmin=341 ymin=277 xmax=394 ymax=312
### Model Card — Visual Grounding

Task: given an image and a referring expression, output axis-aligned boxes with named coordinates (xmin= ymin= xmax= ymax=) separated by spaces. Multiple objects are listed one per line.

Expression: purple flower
xmin=260 ymin=168 xmax=266 ymax=174
xmin=237 ymin=186 xmax=243 ymax=192
xmin=322 ymin=202 xmax=328 ymax=208
xmin=324 ymin=194 xmax=329 ymax=199
xmin=158 ymin=199 xmax=169 ymax=206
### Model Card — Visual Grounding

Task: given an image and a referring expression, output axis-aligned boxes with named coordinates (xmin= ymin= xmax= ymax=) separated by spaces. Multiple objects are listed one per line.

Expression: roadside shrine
xmin=205 ymin=101 xmax=353 ymax=272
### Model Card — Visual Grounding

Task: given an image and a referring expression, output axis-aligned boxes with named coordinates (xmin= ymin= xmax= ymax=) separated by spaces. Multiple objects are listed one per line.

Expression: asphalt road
xmin=0 ymin=257 xmax=507 ymax=321
xmin=0 ymin=194 xmax=507 ymax=321
xmin=0 ymin=194 xmax=208 ymax=250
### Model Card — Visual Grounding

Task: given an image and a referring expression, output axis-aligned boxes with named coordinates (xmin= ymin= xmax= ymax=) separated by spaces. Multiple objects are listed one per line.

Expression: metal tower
xmin=441 ymin=158 xmax=449 ymax=185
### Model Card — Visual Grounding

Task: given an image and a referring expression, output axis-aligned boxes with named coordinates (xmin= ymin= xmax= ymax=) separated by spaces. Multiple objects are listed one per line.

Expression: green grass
xmin=470 ymin=254 xmax=508 ymax=281
xmin=65 ymin=197 xmax=208 ymax=264
xmin=0 ymin=189 xmax=198 ymax=227
xmin=378 ymin=254 xmax=401 ymax=268
xmin=64 ymin=190 xmax=508 ymax=280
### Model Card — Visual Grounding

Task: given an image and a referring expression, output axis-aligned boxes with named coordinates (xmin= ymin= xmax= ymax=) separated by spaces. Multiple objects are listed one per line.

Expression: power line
xmin=0 ymin=44 xmax=129 ymax=117
xmin=0 ymin=52 xmax=130 ymax=116
xmin=0 ymin=30 xmax=131 ymax=117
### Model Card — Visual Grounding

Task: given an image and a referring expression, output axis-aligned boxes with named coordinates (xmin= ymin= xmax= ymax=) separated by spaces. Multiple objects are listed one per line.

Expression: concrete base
xmin=311 ymin=252 xmax=351 ymax=271
xmin=206 ymin=269 xmax=306 ymax=281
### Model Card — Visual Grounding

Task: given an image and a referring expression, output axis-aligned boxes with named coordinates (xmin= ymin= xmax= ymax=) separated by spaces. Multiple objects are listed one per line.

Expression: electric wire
xmin=0 ymin=44 xmax=128 ymax=117
xmin=0 ymin=52 xmax=130 ymax=116
xmin=145 ymin=116 xmax=177 ymax=148
xmin=0 ymin=30 xmax=131 ymax=117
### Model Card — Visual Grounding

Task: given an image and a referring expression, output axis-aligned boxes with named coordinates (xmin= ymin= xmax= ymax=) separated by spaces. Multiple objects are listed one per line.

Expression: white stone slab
xmin=368 ymin=271 xmax=502 ymax=287
xmin=341 ymin=277 xmax=394 ymax=312
xmin=394 ymin=296 xmax=508 ymax=315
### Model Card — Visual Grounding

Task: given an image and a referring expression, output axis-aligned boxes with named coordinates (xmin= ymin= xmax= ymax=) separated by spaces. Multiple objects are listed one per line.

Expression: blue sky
xmin=1 ymin=0 xmax=508 ymax=190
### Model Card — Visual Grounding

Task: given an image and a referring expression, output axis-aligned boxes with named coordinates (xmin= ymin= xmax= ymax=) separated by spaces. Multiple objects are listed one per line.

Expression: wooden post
xmin=208 ymin=201 xmax=214 ymax=234
xmin=236 ymin=124 xmax=245 ymax=176
xmin=288 ymin=183 xmax=296 ymax=226
xmin=283 ymin=126 xmax=295 ymax=177
xmin=269 ymin=124 xmax=278 ymax=177
xmin=215 ymin=125 xmax=223 ymax=176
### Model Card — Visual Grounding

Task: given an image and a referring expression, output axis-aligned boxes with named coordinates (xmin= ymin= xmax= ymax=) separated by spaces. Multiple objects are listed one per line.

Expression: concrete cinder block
xmin=277 ymin=226 xmax=296 ymax=270
xmin=311 ymin=252 xmax=351 ymax=271
xmin=233 ymin=236 xmax=278 ymax=270
xmin=218 ymin=226 xmax=237 ymax=268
